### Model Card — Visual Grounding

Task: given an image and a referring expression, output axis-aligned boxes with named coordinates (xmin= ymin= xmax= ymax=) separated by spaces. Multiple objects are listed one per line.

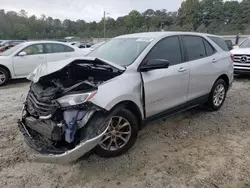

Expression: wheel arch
xmin=0 ymin=64 xmax=11 ymax=79
xmin=216 ymin=74 xmax=229 ymax=90
xmin=109 ymin=100 xmax=143 ymax=129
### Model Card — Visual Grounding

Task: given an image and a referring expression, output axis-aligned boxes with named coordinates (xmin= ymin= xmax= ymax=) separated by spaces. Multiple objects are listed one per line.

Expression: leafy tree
xmin=196 ymin=24 xmax=208 ymax=33
xmin=0 ymin=0 xmax=250 ymax=40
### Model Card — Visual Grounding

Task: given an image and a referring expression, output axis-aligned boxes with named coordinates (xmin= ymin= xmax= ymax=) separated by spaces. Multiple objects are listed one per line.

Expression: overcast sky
xmin=1 ymin=0 xmax=183 ymax=22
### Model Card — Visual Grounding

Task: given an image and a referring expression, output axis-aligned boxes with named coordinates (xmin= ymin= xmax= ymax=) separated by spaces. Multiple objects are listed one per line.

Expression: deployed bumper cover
xmin=18 ymin=119 xmax=108 ymax=164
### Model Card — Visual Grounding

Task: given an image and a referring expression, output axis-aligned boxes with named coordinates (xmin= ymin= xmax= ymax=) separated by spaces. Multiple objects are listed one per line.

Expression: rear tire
xmin=94 ymin=108 xmax=138 ymax=158
xmin=207 ymin=79 xmax=227 ymax=111
xmin=0 ymin=67 xmax=9 ymax=86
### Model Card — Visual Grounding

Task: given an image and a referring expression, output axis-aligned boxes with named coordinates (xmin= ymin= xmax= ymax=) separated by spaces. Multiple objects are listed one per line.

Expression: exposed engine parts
xmin=19 ymin=58 xmax=124 ymax=157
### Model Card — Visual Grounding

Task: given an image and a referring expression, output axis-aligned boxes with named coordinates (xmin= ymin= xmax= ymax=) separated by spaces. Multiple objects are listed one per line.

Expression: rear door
xmin=141 ymin=36 xmax=189 ymax=117
xmin=181 ymin=35 xmax=218 ymax=101
xmin=13 ymin=44 xmax=46 ymax=77
xmin=44 ymin=43 xmax=75 ymax=62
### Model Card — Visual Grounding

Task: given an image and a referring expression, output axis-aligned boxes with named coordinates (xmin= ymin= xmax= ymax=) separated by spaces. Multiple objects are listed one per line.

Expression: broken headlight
xmin=57 ymin=91 xmax=97 ymax=107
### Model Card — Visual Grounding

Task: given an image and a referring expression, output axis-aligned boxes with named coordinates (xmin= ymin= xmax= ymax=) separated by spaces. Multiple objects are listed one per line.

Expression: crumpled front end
xmin=18 ymin=58 xmax=124 ymax=164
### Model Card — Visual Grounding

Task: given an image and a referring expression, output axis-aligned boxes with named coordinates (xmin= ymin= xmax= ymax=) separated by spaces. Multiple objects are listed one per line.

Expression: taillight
xmin=230 ymin=54 xmax=234 ymax=62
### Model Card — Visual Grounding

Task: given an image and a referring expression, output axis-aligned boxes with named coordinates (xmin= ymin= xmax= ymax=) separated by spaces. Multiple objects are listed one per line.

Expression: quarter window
xmin=203 ymin=39 xmax=216 ymax=56
xmin=145 ymin=36 xmax=182 ymax=66
xmin=182 ymin=36 xmax=206 ymax=61
xmin=65 ymin=45 xmax=74 ymax=52
xmin=208 ymin=36 xmax=229 ymax=51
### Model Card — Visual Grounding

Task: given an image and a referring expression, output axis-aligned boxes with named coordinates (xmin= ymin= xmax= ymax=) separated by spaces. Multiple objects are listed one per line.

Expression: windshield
xmin=88 ymin=38 xmax=152 ymax=66
xmin=0 ymin=43 xmax=24 ymax=56
xmin=239 ymin=38 xmax=250 ymax=48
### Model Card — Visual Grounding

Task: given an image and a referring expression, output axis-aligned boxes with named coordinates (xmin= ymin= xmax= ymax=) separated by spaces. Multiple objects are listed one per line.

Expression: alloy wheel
xmin=0 ymin=70 xmax=6 ymax=85
xmin=100 ymin=116 xmax=132 ymax=151
xmin=213 ymin=84 xmax=225 ymax=107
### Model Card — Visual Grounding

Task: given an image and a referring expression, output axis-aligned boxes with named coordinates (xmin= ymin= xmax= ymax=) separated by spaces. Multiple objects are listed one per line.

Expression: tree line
xmin=0 ymin=0 xmax=250 ymax=40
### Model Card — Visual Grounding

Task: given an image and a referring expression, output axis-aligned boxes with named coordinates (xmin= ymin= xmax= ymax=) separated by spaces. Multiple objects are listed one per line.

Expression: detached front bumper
xmin=17 ymin=119 xmax=108 ymax=164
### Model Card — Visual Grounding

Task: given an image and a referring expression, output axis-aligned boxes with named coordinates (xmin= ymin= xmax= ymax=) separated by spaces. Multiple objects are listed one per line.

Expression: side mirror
xmin=19 ymin=51 xmax=27 ymax=56
xmin=139 ymin=59 xmax=170 ymax=72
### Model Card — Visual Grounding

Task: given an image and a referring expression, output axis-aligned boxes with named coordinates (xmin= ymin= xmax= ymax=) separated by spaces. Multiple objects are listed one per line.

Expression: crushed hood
xmin=27 ymin=56 xmax=125 ymax=83
xmin=231 ymin=48 xmax=250 ymax=55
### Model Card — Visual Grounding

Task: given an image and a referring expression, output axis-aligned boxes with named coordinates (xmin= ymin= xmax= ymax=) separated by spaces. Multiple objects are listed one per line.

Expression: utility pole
xmin=104 ymin=11 xmax=106 ymax=41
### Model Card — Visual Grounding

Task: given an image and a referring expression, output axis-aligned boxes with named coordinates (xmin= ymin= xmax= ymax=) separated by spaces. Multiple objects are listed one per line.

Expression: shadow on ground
xmin=1 ymin=79 xmax=30 ymax=89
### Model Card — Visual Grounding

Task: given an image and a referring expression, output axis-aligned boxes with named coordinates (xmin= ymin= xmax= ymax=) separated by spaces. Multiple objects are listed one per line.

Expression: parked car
xmin=231 ymin=37 xmax=250 ymax=74
xmin=0 ymin=40 xmax=25 ymax=47
xmin=0 ymin=41 xmax=86 ymax=86
xmin=80 ymin=41 xmax=105 ymax=55
xmin=0 ymin=43 xmax=17 ymax=53
xmin=74 ymin=42 xmax=91 ymax=49
xmin=18 ymin=32 xmax=233 ymax=164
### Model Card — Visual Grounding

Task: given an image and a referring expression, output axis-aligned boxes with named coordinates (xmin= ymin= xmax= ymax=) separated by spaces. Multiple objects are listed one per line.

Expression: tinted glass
xmin=45 ymin=44 xmax=74 ymax=53
xmin=203 ymin=39 xmax=215 ymax=56
xmin=182 ymin=36 xmax=206 ymax=61
xmin=65 ymin=45 xmax=74 ymax=52
xmin=239 ymin=38 xmax=250 ymax=48
xmin=88 ymin=38 xmax=152 ymax=66
xmin=146 ymin=36 xmax=182 ymax=66
xmin=208 ymin=36 xmax=229 ymax=51
xmin=51 ymin=44 xmax=65 ymax=53
xmin=23 ymin=44 xmax=44 ymax=55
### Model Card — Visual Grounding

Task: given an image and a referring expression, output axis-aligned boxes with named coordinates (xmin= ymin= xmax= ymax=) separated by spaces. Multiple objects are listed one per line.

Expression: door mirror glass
xmin=19 ymin=51 xmax=27 ymax=56
xmin=140 ymin=59 xmax=170 ymax=72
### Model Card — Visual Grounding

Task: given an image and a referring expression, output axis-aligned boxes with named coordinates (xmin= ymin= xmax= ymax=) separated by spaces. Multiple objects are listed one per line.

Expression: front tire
xmin=94 ymin=108 xmax=139 ymax=158
xmin=207 ymin=79 xmax=227 ymax=111
xmin=0 ymin=67 xmax=9 ymax=86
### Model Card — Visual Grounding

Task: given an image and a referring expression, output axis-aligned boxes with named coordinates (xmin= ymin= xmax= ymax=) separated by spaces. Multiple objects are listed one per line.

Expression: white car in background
xmin=80 ymin=41 xmax=106 ymax=55
xmin=231 ymin=37 xmax=250 ymax=74
xmin=0 ymin=41 xmax=85 ymax=85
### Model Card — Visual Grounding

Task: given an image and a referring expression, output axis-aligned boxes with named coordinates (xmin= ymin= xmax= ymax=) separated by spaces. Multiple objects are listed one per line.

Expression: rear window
xmin=208 ymin=36 xmax=229 ymax=51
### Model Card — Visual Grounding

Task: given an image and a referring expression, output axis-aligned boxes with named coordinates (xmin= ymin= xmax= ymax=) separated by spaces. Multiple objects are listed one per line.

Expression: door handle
xmin=178 ymin=67 xmax=188 ymax=72
xmin=212 ymin=59 xmax=217 ymax=63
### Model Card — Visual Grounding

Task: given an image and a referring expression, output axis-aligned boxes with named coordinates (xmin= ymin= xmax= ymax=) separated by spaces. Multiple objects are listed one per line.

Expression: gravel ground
xmin=1 ymin=77 xmax=250 ymax=188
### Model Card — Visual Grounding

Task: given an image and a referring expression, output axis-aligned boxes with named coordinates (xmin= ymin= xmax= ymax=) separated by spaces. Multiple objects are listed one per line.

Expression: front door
xmin=141 ymin=36 xmax=189 ymax=117
xmin=13 ymin=44 xmax=45 ymax=77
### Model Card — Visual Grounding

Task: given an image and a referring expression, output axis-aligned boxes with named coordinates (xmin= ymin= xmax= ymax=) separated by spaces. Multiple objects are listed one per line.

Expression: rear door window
xmin=44 ymin=43 xmax=74 ymax=53
xmin=182 ymin=36 xmax=206 ymax=61
xmin=208 ymin=36 xmax=229 ymax=51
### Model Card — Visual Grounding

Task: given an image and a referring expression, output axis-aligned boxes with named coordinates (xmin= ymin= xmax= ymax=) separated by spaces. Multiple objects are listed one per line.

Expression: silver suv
xmin=18 ymin=32 xmax=234 ymax=164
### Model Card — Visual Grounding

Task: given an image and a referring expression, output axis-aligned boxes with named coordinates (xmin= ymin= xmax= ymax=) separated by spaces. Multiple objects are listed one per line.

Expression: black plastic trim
xmin=142 ymin=94 xmax=209 ymax=125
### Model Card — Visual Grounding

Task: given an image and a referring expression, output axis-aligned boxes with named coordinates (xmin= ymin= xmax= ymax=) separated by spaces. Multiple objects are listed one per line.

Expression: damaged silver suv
xmin=18 ymin=32 xmax=233 ymax=164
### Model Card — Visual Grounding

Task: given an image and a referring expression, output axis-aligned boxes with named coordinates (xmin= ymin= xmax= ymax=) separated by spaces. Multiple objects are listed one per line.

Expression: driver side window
xmin=145 ymin=36 xmax=182 ymax=66
xmin=22 ymin=44 xmax=44 ymax=55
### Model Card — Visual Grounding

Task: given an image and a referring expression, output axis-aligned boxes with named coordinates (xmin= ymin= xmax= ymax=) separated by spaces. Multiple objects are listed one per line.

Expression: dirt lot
xmin=1 ymin=77 xmax=250 ymax=188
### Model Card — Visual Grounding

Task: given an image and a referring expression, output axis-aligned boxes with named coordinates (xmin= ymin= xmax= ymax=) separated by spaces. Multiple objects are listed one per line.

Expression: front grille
xmin=26 ymin=91 xmax=58 ymax=117
xmin=233 ymin=54 xmax=250 ymax=64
